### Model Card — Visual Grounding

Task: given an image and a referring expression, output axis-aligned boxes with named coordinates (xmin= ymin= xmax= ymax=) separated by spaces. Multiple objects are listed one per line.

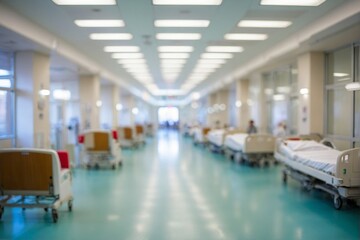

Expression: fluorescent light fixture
xmin=224 ymin=33 xmax=268 ymax=40
xmin=126 ymin=68 xmax=150 ymax=73
xmin=111 ymin=53 xmax=143 ymax=59
xmin=206 ymin=46 xmax=243 ymax=52
xmin=273 ymin=94 xmax=285 ymax=101
xmin=201 ymin=53 xmax=233 ymax=59
xmin=192 ymin=92 xmax=201 ymax=100
xmin=345 ymin=82 xmax=360 ymax=91
xmin=52 ymin=0 xmax=116 ymax=5
xmin=260 ymin=0 xmax=326 ymax=6
xmin=158 ymin=46 xmax=194 ymax=52
xmin=198 ymin=59 xmax=226 ymax=64
xmin=238 ymin=20 xmax=292 ymax=28
xmin=122 ymin=63 xmax=148 ymax=69
xmin=0 ymin=69 xmax=10 ymax=76
xmin=90 ymin=33 xmax=132 ymax=40
xmin=299 ymin=88 xmax=309 ymax=95
xmin=53 ymin=89 xmax=71 ymax=100
xmin=132 ymin=107 xmax=139 ymax=115
xmin=159 ymin=53 xmax=189 ymax=59
xmin=96 ymin=100 xmax=102 ymax=107
xmin=155 ymin=20 xmax=210 ymax=27
xmin=161 ymin=64 xmax=184 ymax=69
xmin=118 ymin=59 xmax=146 ymax=64
xmin=116 ymin=103 xmax=123 ymax=111
xmin=196 ymin=63 xmax=221 ymax=68
xmin=153 ymin=0 xmax=222 ymax=5
xmin=104 ymin=46 xmax=139 ymax=52
xmin=161 ymin=59 xmax=187 ymax=64
xmin=0 ymin=79 xmax=11 ymax=88
xmin=39 ymin=89 xmax=50 ymax=96
xmin=192 ymin=68 xmax=215 ymax=73
xmin=75 ymin=20 xmax=124 ymax=27
xmin=235 ymin=100 xmax=242 ymax=108
xmin=333 ymin=72 xmax=349 ymax=77
xmin=156 ymin=33 xmax=201 ymax=40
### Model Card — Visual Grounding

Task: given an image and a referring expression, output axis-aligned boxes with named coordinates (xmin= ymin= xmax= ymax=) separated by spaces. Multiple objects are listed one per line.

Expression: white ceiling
xmin=0 ymin=0 xmax=359 ymax=104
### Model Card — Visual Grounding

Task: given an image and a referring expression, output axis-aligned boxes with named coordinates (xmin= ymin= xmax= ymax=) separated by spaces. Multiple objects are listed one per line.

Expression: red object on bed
xmin=78 ymin=134 xmax=84 ymax=144
xmin=112 ymin=130 xmax=118 ymax=140
xmin=57 ymin=150 xmax=70 ymax=169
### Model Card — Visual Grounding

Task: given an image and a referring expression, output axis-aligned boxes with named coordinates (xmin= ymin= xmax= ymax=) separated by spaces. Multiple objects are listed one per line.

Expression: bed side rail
xmin=243 ymin=135 xmax=275 ymax=153
xmin=117 ymin=127 xmax=134 ymax=140
xmin=84 ymin=131 xmax=111 ymax=152
xmin=0 ymin=149 xmax=61 ymax=196
xmin=336 ymin=148 xmax=360 ymax=187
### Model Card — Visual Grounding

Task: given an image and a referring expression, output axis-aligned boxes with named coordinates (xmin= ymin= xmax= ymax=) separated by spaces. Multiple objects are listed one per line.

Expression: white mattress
xmin=279 ymin=140 xmax=340 ymax=175
xmin=224 ymin=133 xmax=248 ymax=151
xmin=207 ymin=129 xmax=225 ymax=147
xmin=194 ymin=128 xmax=204 ymax=142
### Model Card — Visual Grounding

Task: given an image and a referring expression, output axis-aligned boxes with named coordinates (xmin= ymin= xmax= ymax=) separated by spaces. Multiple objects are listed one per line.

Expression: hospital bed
xmin=275 ymin=139 xmax=360 ymax=209
xmin=0 ymin=148 xmax=73 ymax=223
xmin=193 ymin=127 xmax=211 ymax=146
xmin=224 ymin=133 xmax=276 ymax=166
xmin=117 ymin=126 xmax=136 ymax=148
xmin=135 ymin=125 xmax=146 ymax=145
xmin=207 ymin=129 xmax=242 ymax=153
xmin=83 ymin=130 xmax=122 ymax=169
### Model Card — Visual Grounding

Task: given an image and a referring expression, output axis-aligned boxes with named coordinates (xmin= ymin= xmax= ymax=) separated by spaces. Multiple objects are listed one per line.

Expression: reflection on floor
xmin=0 ymin=130 xmax=359 ymax=240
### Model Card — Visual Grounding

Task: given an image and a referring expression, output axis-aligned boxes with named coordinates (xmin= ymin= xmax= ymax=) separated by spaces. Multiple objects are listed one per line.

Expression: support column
xmin=79 ymin=75 xmax=100 ymax=131
xmin=100 ymin=85 xmax=119 ymax=129
xmin=216 ymin=89 xmax=229 ymax=127
xmin=297 ymin=52 xmax=325 ymax=134
xmin=236 ymin=79 xmax=250 ymax=131
xmin=15 ymin=51 xmax=50 ymax=148
xmin=206 ymin=93 xmax=217 ymax=126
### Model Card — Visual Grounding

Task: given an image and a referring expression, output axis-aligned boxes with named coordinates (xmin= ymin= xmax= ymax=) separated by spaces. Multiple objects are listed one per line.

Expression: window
xmin=325 ymin=44 xmax=359 ymax=149
xmin=0 ymin=51 xmax=14 ymax=141
xmin=262 ymin=64 xmax=298 ymax=135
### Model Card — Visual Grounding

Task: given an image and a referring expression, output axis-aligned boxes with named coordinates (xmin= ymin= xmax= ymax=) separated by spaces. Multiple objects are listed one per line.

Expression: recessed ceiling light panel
xmin=260 ymin=0 xmax=326 ymax=6
xmin=158 ymin=46 xmax=194 ymax=52
xmin=53 ymin=0 xmax=116 ymax=5
xmin=154 ymin=20 xmax=210 ymax=27
xmin=90 ymin=33 xmax=132 ymax=40
xmin=224 ymin=33 xmax=268 ymax=40
xmin=153 ymin=0 xmax=222 ymax=5
xmin=159 ymin=53 xmax=190 ymax=59
xmin=104 ymin=46 xmax=139 ymax=52
xmin=111 ymin=53 xmax=144 ymax=59
xmin=206 ymin=46 xmax=243 ymax=52
xmin=156 ymin=33 xmax=201 ymax=40
xmin=238 ymin=20 xmax=292 ymax=28
xmin=201 ymin=53 xmax=233 ymax=59
xmin=75 ymin=20 xmax=124 ymax=27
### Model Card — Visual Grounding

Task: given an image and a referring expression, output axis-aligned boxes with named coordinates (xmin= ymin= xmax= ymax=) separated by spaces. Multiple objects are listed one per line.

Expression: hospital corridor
xmin=0 ymin=0 xmax=360 ymax=239
xmin=0 ymin=130 xmax=358 ymax=240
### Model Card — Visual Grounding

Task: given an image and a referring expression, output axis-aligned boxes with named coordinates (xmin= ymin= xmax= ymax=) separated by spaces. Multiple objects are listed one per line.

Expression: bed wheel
xmin=52 ymin=209 xmax=58 ymax=223
xmin=333 ymin=196 xmax=342 ymax=210
xmin=112 ymin=164 xmax=116 ymax=170
xmin=282 ymin=172 xmax=287 ymax=184
xmin=68 ymin=200 xmax=73 ymax=212
xmin=119 ymin=161 xmax=123 ymax=167
xmin=95 ymin=164 xmax=100 ymax=170
xmin=0 ymin=206 xmax=4 ymax=219
xmin=44 ymin=208 xmax=48 ymax=212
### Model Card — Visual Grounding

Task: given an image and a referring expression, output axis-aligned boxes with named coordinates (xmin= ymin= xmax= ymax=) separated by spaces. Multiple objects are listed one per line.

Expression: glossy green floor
xmin=0 ymin=130 xmax=359 ymax=240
